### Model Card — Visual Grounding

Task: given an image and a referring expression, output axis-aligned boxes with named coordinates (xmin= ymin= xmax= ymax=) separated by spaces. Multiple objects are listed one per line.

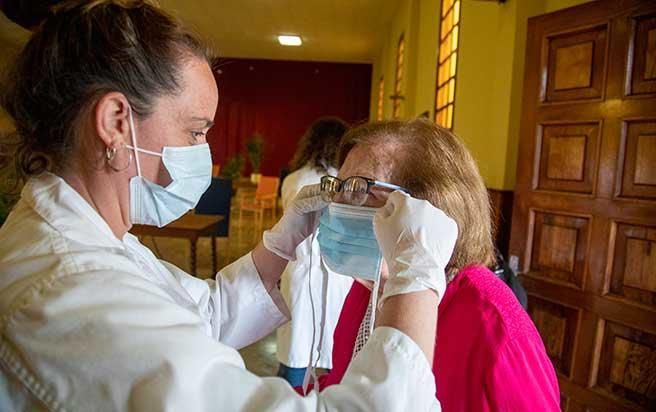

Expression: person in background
xmin=311 ymin=119 xmax=561 ymax=411
xmin=276 ymin=118 xmax=354 ymax=386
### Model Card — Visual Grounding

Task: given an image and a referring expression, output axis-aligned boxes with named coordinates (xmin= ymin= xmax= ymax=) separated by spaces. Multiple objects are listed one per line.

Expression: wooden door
xmin=509 ymin=1 xmax=656 ymax=411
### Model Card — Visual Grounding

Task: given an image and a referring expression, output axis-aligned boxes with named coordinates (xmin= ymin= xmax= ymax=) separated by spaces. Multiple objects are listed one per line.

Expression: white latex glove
xmin=262 ymin=183 xmax=327 ymax=260
xmin=373 ymin=191 xmax=458 ymax=306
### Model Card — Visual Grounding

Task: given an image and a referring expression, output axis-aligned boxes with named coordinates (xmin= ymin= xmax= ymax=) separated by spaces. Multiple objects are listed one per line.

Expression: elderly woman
xmin=312 ymin=119 xmax=560 ymax=411
xmin=276 ymin=117 xmax=353 ymax=386
xmin=0 ymin=1 xmax=457 ymax=410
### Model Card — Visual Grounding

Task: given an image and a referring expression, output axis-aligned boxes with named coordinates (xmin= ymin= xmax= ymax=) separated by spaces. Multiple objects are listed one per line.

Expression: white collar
xmin=22 ymin=172 xmax=126 ymax=250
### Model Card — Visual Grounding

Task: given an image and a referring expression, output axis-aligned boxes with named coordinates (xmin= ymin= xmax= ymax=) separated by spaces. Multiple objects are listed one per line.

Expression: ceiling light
xmin=278 ymin=35 xmax=302 ymax=46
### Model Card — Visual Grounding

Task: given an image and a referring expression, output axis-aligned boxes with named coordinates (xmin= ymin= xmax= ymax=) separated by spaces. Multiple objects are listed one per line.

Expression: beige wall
xmin=369 ymin=0 xmax=441 ymax=121
xmin=369 ymin=0 xmax=593 ymax=190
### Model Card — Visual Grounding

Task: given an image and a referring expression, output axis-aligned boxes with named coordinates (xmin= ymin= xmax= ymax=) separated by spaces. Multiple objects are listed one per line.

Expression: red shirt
xmin=316 ymin=265 xmax=560 ymax=411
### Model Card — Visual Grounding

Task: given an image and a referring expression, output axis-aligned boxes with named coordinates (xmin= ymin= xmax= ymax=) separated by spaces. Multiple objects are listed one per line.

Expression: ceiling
xmin=157 ymin=0 xmax=400 ymax=63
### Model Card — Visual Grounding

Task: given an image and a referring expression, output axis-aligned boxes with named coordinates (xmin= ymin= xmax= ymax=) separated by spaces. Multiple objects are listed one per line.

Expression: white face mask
xmin=126 ymin=108 xmax=212 ymax=227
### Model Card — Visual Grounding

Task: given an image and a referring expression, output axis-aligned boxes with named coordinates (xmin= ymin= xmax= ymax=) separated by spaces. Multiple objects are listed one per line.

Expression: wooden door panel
xmin=627 ymin=14 xmax=656 ymax=96
xmin=594 ymin=321 xmax=656 ymax=409
xmin=536 ymin=122 xmax=601 ymax=194
xmin=511 ymin=1 xmax=656 ymax=410
xmin=542 ymin=25 xmax=608 ymax=103
xmin=607 ymin=222 xmax=656 ymax=309
xmin=528 ymin=210 xmax=590 ymax=288
xmin=522 ymin=276 xmax=656 ymax=336
xmin=616 ymin=119 xmax=656 ymax=200
xmin=529 ymin=296 xmax=580 ymax=377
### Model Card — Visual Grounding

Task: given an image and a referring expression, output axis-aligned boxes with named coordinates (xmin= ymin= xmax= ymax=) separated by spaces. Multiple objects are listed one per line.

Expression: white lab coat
xmin=276 ymin=165 xmax=353 ymax=369
xmin=0 ymin=173 xmax=440 ymax=411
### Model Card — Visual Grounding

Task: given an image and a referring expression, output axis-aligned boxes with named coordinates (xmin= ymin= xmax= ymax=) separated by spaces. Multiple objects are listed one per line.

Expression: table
xmin=131 ymin=213 xmax=224 ymax=276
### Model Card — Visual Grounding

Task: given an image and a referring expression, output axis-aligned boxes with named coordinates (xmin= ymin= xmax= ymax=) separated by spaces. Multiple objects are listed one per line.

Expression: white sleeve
xmin=206 ymin=253 xmax=291 ymax=349
xmin=159 ymin=252 xmax=290 ymax=350
xmin=3 ymin=269 xmax=441 ymax=411
xmin=129 ymin=326 xmax=441 ymax=412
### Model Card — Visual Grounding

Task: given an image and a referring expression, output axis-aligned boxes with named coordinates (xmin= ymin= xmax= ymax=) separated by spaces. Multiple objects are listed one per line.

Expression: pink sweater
xmin=316 ymin=265 xmax=561 ymax=411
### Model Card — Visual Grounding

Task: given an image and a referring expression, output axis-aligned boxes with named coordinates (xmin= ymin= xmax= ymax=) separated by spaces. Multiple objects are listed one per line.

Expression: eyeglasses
xmin=320 ymin=175 xmax=410 ymax=206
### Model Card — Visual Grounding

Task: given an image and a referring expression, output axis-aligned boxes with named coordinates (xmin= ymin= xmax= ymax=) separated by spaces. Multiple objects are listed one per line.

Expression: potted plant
xmin=245 ymin=133 xmax=265 ymax=184
xmin=221 ymin=154 xmax=245 ymax=181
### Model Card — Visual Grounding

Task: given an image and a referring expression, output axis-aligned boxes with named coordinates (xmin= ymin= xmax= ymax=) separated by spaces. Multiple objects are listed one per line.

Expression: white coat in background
xmin=0 ymin=173 xmax=440 ymax=411
xmin=276 ymin=164 xmax=353 ymax=369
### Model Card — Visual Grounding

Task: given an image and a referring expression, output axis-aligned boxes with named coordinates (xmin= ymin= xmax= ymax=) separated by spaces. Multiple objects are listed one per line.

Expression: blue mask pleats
xmin=317 ymin=203 xmax=382 ymax=281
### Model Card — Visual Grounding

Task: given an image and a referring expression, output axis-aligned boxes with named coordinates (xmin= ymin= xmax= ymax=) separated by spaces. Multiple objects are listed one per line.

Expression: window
xmin=377 ymin=77 xmax=385 ymax=121
xmin=392 ymin=33 xmax=405 ymax=119
xmin=434 ymin=0 xmax=461 ymax=129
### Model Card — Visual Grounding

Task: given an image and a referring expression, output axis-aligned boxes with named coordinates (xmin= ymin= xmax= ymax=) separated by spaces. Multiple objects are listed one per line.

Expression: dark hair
xmin=289 ymin=117 xmax=348 ymax=173
xmin=1 ymin=0 xmax=211 ymax=178
xmin=337 ymin=119 xmax=495 ymax=278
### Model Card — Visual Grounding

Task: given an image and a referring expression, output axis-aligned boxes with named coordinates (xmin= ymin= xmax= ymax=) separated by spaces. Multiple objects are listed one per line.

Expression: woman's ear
xmin=94 ymin=92 xmax=131 ymax=150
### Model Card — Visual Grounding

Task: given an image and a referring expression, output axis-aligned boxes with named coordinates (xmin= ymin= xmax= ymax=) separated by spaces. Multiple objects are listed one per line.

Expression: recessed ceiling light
xmin=278 ymin=35 xmax=302 ymax=46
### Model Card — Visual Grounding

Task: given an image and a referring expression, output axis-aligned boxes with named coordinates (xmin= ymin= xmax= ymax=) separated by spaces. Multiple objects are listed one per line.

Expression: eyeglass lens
xmin=320 ymin=176 xmax=370 ymax=206
xmin=339 ymin=177 xmax=369 ymax=206
xmin=320 ymin=176 xmax=341 ymax=203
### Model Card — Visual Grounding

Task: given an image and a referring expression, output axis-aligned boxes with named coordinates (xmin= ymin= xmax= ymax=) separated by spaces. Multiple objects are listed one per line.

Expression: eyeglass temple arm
xmin=373 ymin=180 xmax=411 ymax=194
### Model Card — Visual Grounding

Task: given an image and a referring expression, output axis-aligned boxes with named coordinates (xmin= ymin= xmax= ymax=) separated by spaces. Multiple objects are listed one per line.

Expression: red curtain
xmin=207 ymin=58 xmax=372 ymax=176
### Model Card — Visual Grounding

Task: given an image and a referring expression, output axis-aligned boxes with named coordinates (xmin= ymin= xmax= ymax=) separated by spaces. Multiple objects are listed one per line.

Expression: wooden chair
xmin=237 ymin=176 xmax=280 ymax=242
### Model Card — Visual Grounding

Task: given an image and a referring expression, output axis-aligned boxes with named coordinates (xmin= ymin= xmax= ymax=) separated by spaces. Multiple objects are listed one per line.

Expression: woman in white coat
xmin=0 ymin=1 xmax=457 ymax=410
xmin=276 ymin=118 xmax=354 ymax=386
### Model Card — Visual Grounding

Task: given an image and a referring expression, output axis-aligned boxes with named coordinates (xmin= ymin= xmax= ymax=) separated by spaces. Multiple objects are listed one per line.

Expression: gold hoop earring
xmin=105 ymin=146 xmax=132 ymax=172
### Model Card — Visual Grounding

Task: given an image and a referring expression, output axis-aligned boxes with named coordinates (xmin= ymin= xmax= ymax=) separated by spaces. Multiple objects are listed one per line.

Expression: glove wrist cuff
xmin=262 ymin=229 xmax=296 ymax=261
xmin=378 ymin=266 xmax=447 ymax=309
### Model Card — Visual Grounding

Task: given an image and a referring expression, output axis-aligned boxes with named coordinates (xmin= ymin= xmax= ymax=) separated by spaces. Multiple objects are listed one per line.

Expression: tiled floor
xmin=136 ymin=199 xmax=282 ymax=377
xmin=239 ymin=333 xmax=280 ymax=377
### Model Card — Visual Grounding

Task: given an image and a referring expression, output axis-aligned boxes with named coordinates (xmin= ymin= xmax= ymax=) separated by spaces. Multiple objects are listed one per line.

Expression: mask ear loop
xmin=126 ymin=106 xmax=164 ymax=176
xmin=301 ymin=227 xmax=329 ymax=395
xmin=302 ymin=230 xmax=317 ymax=394
xmin=127 ymin=106 xmax=142 ymax=178
xmin=369 ymin=258 xmax=383 ymax=336
xmin=312 ymin=246 xmax=329 ymax=393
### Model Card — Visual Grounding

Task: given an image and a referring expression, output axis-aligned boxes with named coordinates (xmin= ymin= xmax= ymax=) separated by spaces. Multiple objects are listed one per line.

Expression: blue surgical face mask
xmin=309 ymin=203 xmax=383 ymax=392
xmin=317 ymin=203 xmax=383 ymax=282
xmin=127 ymin=108 xmax=212 ymax=227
